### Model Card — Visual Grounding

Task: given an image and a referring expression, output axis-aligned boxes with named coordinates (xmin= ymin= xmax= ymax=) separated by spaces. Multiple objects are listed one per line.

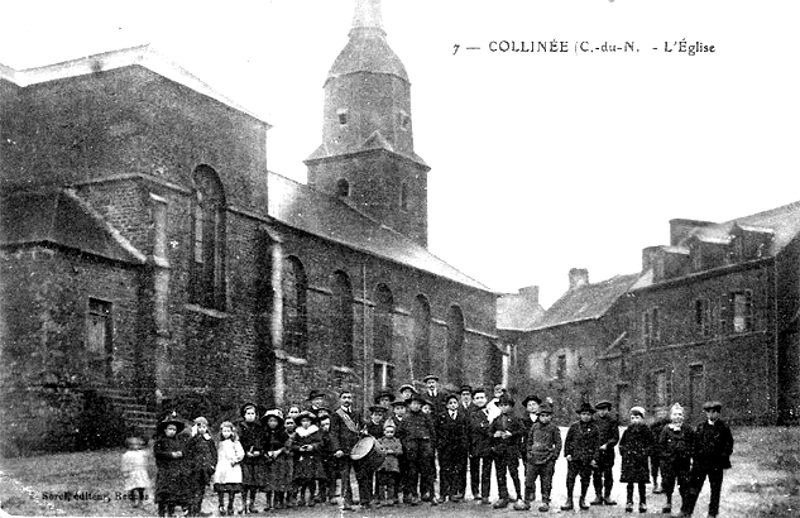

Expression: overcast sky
xmin=2 ymin=0 xmax=798 ymax=307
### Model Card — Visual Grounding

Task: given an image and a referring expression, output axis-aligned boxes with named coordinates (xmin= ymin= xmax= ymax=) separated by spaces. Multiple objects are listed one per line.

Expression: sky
xmin=1 ymin=0 xmax=799 ymax=308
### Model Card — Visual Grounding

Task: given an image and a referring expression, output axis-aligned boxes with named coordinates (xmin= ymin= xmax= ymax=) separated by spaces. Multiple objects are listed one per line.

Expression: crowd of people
xmin=122 ymin=375 xmax=734 ymax=517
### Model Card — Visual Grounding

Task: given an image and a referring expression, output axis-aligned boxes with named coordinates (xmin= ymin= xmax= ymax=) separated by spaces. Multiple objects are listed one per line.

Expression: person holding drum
xmin=330 ymin=390 xmax=371 ymax=511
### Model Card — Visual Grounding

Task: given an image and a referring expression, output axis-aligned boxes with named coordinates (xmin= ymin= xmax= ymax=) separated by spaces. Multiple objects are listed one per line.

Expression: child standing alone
xmin=213 ymin=421 xmax=245 ymax=516
xmin=121 ymin=436 xmax=151 ymax=508
xmin=619 ymin=406 xmax=654 ymax=513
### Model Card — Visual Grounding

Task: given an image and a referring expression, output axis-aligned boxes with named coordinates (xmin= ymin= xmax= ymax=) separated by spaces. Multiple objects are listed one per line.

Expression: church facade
xmin=0 ymin=1 xmax=498 ymax=453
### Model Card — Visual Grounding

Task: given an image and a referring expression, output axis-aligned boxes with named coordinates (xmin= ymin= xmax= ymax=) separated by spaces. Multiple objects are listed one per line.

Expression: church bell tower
xmin=305 ymin=0 xmax=430 ymax=247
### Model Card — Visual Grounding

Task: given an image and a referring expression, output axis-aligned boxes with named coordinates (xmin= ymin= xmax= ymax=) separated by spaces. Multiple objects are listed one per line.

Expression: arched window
xmin=331 ymin=270 xmax=354 ymax=367
xmin=282 ymin=256 xmax=307 ymax=357
xmin=400 ymin=181 xmax=409 ymax=211
xmin=446 ymin=305 xmax=465 ymax=385
xmin=412 ymin=295 xmax=431 ymax=379
xmin=373 ymin=284 xmax=394 ymax=389
xmin=191 ymin=165 xmax=226 ymax=310
xmin=336 ymin=178 xmax=350 ymax=197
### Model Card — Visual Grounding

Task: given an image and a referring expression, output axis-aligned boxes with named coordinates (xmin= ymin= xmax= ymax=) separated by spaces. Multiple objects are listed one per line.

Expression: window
xmin=282 ymin=256 xmax=308 ymax=357
xmin=87 ymin=298 xmax=112 ymax=355
xmin=695 ymin=298 xmax=713 ymax=338
xmin=446 ymin=305 xmax=465 ymax=385
xmin=642 ymin=307 xmax=660 ymax=346
xmin=400 ymin=181 xmax=409 ymax=211
xmin=373 ymin=361 xmax=394 ymax=391
xmin=412 ymin=295 xmax=431 ymax=378
xmin=398 ymin=111 xmax=411 ymax=130
xmin=191 ymin=165 xmax=226 ymax=310
xmin=331 ymin=271 xmax=353 ymax=367
xmin=336 ymin=178 xmax=350 ymax=197
xmin=337 ymin=109 xmax=348 ymax=125
xmin=556 ymin=354 xmax=567 ymax=380
xmin=732 ymin=291 xmax=753 ymax=333
xmin=652 ymin=369 xmax=673 ymax=408
xmin=374 ymin=284 xmax=394 ymax=389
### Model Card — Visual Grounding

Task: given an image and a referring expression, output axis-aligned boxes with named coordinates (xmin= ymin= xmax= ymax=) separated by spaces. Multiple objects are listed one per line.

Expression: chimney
xmin=568 ymin=268 xmax=589 ymax=290
xmin=669 ymin=218 xmax=716 ymax=246
xmin=642 ymin=246 xmax=661 ymax=272
xmin=518 ymin=285 xmax=539 ymax=304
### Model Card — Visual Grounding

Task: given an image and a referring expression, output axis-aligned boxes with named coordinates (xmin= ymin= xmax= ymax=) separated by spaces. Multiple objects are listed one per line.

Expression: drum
xmin=350 ymin=436 xmax=385 ymax=472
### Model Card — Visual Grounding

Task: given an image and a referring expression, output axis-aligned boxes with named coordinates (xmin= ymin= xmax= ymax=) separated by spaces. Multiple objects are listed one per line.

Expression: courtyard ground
xmin=0 ymin=426 xmax=797 ymax=517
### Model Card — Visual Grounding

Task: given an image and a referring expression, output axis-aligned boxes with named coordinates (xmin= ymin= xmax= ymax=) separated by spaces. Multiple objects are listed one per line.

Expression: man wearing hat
xmin=424 ymin=374 xmax=447 ymax=416
xmin=459 ymin=385 xmax=473 ymax=413
xmin=680 ymin=401 xmax=733 ymax=518
xmin=591 ymin=400 xmax=620 ymax=505
xmin=330 ymin=390 xmax=368 ymax=510
xmin=561 ymin=402 xmax=600 ymax=511
xmin=306 ymin=389 xmax=327 ymax=414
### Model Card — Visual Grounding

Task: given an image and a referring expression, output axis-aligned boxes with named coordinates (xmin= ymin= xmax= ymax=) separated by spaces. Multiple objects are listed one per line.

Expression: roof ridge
xmin=722 ymin=198 xmax=800 ymax=226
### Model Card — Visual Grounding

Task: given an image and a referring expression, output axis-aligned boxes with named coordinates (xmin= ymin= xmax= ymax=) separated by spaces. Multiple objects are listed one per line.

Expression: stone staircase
xmin=96 ymin=387 xmax=157 ymax=438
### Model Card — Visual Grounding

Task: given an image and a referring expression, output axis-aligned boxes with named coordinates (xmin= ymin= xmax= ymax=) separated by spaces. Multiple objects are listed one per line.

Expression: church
xmin=0 ymin=0 xmax=499 ymax=453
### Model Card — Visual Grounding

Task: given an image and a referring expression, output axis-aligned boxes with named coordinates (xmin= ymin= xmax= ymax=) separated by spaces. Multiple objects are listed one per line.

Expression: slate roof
xmin=0 ymin=190 xmax=146 ymax=264
xmin=528 ymin=274 xmax=640 ymax=332
xmin=305 ymin=133 xmax=428 ymax=169
xmin=497 ymin=292 xmax=546 ymax=331
xmin=327 ymin=26 xmax=408 ymax=84
xmin=267 ymin=172 xmax=490 ymax=292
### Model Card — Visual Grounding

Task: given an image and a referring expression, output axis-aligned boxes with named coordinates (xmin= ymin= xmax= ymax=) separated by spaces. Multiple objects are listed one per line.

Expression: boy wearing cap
xmin=489 ymin=394 xmax=524 ymax=508
xmin=592 ymin=400 xmax=620 ymax=506
xmin=375 ymin=424 xmax=404 ymax=507
xmin=561 ymin=402 xmax=600 ymax=511
xmin=186 ymin=416 xmax=218 ymax=517
xmin=681 ymin=401 xmax=733 ymax=518
xmin=398 ymin=394 xmax=437 ymax=506
xmin=520 ymin=395 xmax=542 ymax=506
xmin=438 ymin=393 xmax=469 ymax=502
xmin=525 ymin=403 xmax=561 ymax=512
xmin=467 ymin=388 xmax=493 ymax=503
xmin=619 ymin=407 xmax=654 ymax=513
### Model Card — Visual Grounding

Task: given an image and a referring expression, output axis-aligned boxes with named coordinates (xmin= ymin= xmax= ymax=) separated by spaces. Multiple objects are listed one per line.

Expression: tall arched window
xmin=282 ymin=256 xmax=307 ymax=357
xmin=412 ymin=295 xmax=431 ymax=379
xmin=400 ymin=181 xmax=409 ymax=211
xmin=191 ymin=165 xmax=226 ymax=310
xmin=446 ymin=305 xmax=465 ymax=385
xmin=336 ymin=178 xmax=350 ymax=197
xmin=373 ymin=284 xmax=394 ymax=389
xmin=331 ymin=270 xmax=354 ymax=367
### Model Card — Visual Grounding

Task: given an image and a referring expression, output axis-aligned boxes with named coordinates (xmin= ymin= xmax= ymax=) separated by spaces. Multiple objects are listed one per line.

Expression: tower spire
xmin=351 ymin=0 xmax=385 ymax=36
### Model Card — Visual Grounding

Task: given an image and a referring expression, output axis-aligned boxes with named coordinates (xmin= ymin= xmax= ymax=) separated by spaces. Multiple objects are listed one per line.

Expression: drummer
xmin=330 ymin=390 xmax=371 ymax=511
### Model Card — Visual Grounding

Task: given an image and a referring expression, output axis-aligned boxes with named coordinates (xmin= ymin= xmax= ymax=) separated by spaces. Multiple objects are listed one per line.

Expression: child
xmin=153 ymin=412 xmax=190 ymax=517
xmin=398 ymin=394 xmax=436 ymax=506
xmin=376 ymin=424 xmax=404 ymax=507
xmin=561 ymin=402 xmax=600 ymax=511
xmin=649 ymin=406 xmax=670 ymax=493
xmin=525 ymin=402 xmax=561 ymax=512
xmin=592 ymin=400 xmax=620 ymax=506
xmin=317 ymin=415 xmax=337 ymax=505
xmin=238 ymin=403 xmax=263 ymax=514
xmin=520 ymin=395 xmax=542 ymax=508
xmin=286 ymin=405 xmax=301 ymax=422
xmin=283 ymin=416 xmax=298 ymax=506
xmin=292 ymin=411 xmax=325 ymax=507
xmin=121 ymin=437 xmax=150 ymax=508
xmin=437 ymin=393 xmax=468 ymax=503
xmin=367 ymin=405 xmax=387 ymax=438
xmin=681 ymin=401 xmax=734 ymax=518
xmin=467 ymin=388 xmax=493 ymax=504
xmin=658 ymin=402 xmax=695 ymax=515
xmin=488 ymin=394 xmax=524 ymax=509
xmin=262 ymin=409 xmax=291 ymax=511
xmin=213 ymin=421 xmax=245 ymax=516
xmin=619 ymin=406 xmax=654 ymax=513
xmin=185 ymin=417 xmax=218 ymax=517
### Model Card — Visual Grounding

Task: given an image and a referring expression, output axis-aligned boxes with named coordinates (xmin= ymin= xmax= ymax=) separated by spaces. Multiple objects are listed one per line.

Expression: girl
xmin=121 ymin=436 xmax=150 ymax=508
xmin=658 ymin=403 xmax=695 ymax=514
xmin=238 ymin=403 xmax=264 ymax=514
xmin=291 ymin=411 xmax=325 ymax=507
xmin=283 ymin=416 xmax=298 ymax=507
xmin=213 ymin=421 xmax=245 ymax=516
xmin=154 ymin=413 xmax=190 ymax=518
xmin=286 ymin=405 xmax=301 ymax=423
xmin=619 ymin=406 xmax=654 ymax=513
xmin=262 ymin=409 xmax=292 ymax=511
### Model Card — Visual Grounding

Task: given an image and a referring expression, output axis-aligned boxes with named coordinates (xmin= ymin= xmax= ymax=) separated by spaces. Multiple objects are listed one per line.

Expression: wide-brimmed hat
xmin=702 ymin=401 xmax=723 ymax=412
xmin=262 ymin=408 xmax=285 ymax=426
xmin=399 ymin=384 xmax=418 ymax=394
xmin=296 ymin=410 xmax=317 ymax=424
xmin=538 ymin=403 xmax=554 ymax=415
xmin=576 ymin=402 xmax=596 ymax=415
xmin=595 ymin=400 xmax=613 ymax=410
xmin=373 ymin=390 xmax=396 ymax=404
xmin=157 ymin=411 xmax=187 ymax=434
xmin=369 ymin=405 xmax=388 ymax=414
xmin=522 ymin=395 xmax=542 ymax=408
xmin=390 ymin=399 xmax=407 ymax=408
xmin=307 ymin=389 xmax=326 ymax=401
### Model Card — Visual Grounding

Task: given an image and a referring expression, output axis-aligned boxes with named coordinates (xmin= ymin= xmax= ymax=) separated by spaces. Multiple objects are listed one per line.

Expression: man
xmin=591 ymin=400 xmax=620 ymax=506
xmin=329 ymin=391 xmax=370 ymax=510
xmin=306 ymin=389 xmax=326 ymax=414
xmin=680 ymin=401 xmax=733 ymax=518
xmin=437 ymin=393 xmax=468 ymax=502
xmin=374 ymin=389 xmax=395 ymax=410
xmin=423 ymin=374 xmax=447 ymax=415
xmin=459 ymin=385 xmax=473 ymax=412
xmin=467 ymin=388 xmax=493 ymax=503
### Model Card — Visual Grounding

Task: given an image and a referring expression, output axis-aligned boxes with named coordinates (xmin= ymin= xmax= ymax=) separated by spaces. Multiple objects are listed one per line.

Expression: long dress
xmin=262 ymin=427 xmax=292 ymax=491
xmin=153 ymin=435 xmax=190 ymax=506
xmin=213 ymin=438 xmax=245 ymax=492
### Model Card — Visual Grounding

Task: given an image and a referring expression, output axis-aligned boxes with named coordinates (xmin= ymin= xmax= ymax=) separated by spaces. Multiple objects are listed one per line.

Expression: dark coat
xmin=519 ymin=413 xmax=538 ymax=453
xmin=239 ymin=420 xmax=264 ymax=464
xmin=693 ymin=419 xmax=733 ymax=470
xmin=468 ymin=406 xmax=493 ymax=458
xmin=398 ymin=410 xmax=436 ymax=442
xmin=526 ymin=420 xmax=561 ymax=465
xmin=659 ymin=425 xmax=695 ymax=473
xmin=564 ymin=420 xmax=601 ymax=465
xmin=154 ymin=434 xmax=190 ymax=505
xmin=437 ymin=408 xmax=469 ymax=456
xmin=292 ymin=427 xmax=325 ymax=480
xmin=619 ymin=423 xmax=654 ymax=483
xmin=330 ymin=406 xmax=364 ymax=454
xmin=594 ymin=413 xmax=620 ymax=466
xmin=423 ymin=390 xmax=449 ymax=415
xmin=366 ymin=421 xmax=385 ymax=439
xmin=649 ymin=417 xmax=670 ymax=444
xmin=186 ymin=434 xmax=218 ymax=480
xmin=489 ymin=413 xmax=525 ymax=458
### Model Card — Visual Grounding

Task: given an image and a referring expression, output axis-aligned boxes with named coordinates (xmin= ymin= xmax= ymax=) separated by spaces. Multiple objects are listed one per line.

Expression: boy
xmin=367 ymin=405 xmax=387 ymax=438
xmin=619 ymin=407 xmax=653 ymax=513
xmin=317 ymin=415 xmax=336 ymax=505
xmin=398 ymin=394 xmax=436 ymax=506
xmin=649 ymin=406 xmax=670 ymax=493
xmin=681 ymin=401 xmax=733 ymax=518
xmin=525 ymin=403 xmax=561 ymax=512
xmin=520 ymin=394 xmax=542 ymax=507
xmin=561 ymin=402 xmax=600 ymax=511
xmin=489 ymin=394 xmax=524 ymax=509
xmin=592 ymin=400 xmax=620 ymax=505
xmin=467 ymin=388 xmax=493 ymax=503
xmin=658 ymin=403 xmax=694 ymax=515
xmin=437 ymin=393 xmax=468 ymax=502
xmin=375 ymin=424 xmax=404 ymax=507
xmin=185 ymin=416 xmax=217 ymax=517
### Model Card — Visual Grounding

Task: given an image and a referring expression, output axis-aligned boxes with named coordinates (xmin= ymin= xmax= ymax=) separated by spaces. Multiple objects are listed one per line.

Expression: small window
xmin=642 ymin=307 xmax=660 ymax=346
xmin=336 ymin=178 xmax=350 ymax=197
xmin=695 ymin=298 xmax=713 ymax=338
xmin=373 ymin=361 xmax=395 ymax=390
xmin=87 ymin=298 xmax=112 ymax=355
xmin=557 ymin=354 xmax=567 ymax=380
xmin=400 ymin=181 xmax=409 ymax=211
xmin=652 ymin=369 xmax=673 ymax=408
xmin=337 ymin=109 xmax=348 ymax=125
xmin=732 ymin=291 xmax=753 ymax=333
